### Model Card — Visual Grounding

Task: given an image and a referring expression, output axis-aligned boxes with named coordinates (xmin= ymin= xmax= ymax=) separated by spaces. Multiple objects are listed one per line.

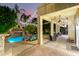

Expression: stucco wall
xmin=68 ymin=15 xmax=76 ymax=42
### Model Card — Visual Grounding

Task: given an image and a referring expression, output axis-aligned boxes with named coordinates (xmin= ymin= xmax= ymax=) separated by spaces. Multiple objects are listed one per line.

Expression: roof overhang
xmin=40 ymin=5 xmax=79 ymax=22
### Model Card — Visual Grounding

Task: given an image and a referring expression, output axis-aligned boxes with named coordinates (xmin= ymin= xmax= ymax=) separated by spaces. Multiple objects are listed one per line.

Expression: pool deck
xmin=17 ymin=45 xmax=72 ymax=56
xmin=4 ymin=40 xmax=38 ymax=56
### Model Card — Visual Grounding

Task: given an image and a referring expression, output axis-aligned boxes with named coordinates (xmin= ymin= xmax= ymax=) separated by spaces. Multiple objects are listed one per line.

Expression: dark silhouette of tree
xmin=0 ymin=5 xmax=17 ymax=33
xmin=15 ymin=4 xmax=20 ymax=13
xmin=32 ymin=18 xmax=37 ymax=24
xmin=20 ymin=13 xmax=31 ymax=22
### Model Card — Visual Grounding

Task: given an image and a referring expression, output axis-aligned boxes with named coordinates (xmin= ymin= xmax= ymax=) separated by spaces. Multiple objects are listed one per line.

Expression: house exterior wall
xmin=68 ymin=15 xmax=76 ymax=43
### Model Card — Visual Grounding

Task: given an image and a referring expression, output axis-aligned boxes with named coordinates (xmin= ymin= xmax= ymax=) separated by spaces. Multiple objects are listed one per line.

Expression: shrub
xmin=24 ymin=25 xmax=36 ymax=34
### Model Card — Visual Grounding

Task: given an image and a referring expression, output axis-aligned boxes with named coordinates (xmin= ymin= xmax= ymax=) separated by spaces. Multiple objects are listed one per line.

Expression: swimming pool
xmin=7 ymin=36 xmax=24 ymax=43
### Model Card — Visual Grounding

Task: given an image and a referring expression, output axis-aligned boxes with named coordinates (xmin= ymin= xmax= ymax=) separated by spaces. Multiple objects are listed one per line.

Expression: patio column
xmin=68 ymin=15 xmax=75 ymax=43
xmin=51 ymin=19 xmax=54 ymax=36
xmin=56 ymin=24 xmax=60 ymax=33
xmin=37 ymin=16 xmax=43 ymax=45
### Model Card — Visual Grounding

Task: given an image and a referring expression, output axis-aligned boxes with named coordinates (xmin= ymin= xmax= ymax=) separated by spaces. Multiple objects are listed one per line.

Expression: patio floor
xmin=17 ymin=35 xmax=79 ymax=56
xmin=17 ymin=43 xmax=79 ymax=56
xmin=1 ymin=35 xmax=79 ymax=56
xmin=17 ymin=45 xmax=71 ymax=56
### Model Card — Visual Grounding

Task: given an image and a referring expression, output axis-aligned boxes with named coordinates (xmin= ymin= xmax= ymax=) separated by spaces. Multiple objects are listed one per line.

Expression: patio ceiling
xmin=41 ymin=5 xmax=79 ymax=22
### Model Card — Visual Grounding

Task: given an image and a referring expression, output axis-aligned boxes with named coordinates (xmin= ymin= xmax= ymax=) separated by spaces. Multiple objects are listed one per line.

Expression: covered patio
xmin=37 ymin=4 xmax=79 ymax=49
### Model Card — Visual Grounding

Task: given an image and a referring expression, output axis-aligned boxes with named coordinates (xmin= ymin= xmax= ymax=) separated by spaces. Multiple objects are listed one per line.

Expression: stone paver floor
xmin=18 ymin=45 xmax=73 ymax=56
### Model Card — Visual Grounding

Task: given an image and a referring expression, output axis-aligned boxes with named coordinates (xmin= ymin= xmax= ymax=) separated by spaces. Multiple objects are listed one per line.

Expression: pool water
xmin=7 ymin=36 xmax=24 ymax=43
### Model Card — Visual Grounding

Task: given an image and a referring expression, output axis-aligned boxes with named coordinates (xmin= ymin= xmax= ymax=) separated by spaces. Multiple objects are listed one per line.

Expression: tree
xmin=20 ymin=13 xmax=31 ymax=22
xmin=15 ymin=4 xmax=20 ymax=13
xmin=0 ymin=5 xmax=17 ymax=33
xmin=32 ymin=18 xmax=37 ymax=24
xmin=24 ymin=25 xmax=36 ymax=34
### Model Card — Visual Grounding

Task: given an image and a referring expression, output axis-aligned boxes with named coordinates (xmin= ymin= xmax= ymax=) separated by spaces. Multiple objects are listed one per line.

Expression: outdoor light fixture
xmin=58 ymin=15 xmax=68 ymax=27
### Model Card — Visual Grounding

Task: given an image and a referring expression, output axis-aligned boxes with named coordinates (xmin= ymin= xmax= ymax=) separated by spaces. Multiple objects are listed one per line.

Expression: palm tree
xmin=20 ymin=13 xmax=31 ymax=23
xmin=15 ymin=4 xmax=20 ymax=13
xmin=14 ymin=4 xmax=20 ymax=27
xmin=20 ymin=13 xmax=31 ymax=35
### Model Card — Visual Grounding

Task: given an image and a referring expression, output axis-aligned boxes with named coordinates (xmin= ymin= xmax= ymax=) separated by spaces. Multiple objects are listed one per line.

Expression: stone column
xmin=37 ymin=16 xmax=43 ymax=45
xmin=56 ymin=24 xmax=60 ymax=33
xmin=50 ymin=19 xmax=54 ymax=36
xmin=0 ymin=36 xmax=4 ymax=55
xmin=0 ymin=34 xmax=10 ymax=55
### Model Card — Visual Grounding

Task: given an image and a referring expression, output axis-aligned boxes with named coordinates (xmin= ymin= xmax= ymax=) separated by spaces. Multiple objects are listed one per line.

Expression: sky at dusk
xmin=0 ymin=3 xmax=41 ymax=12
